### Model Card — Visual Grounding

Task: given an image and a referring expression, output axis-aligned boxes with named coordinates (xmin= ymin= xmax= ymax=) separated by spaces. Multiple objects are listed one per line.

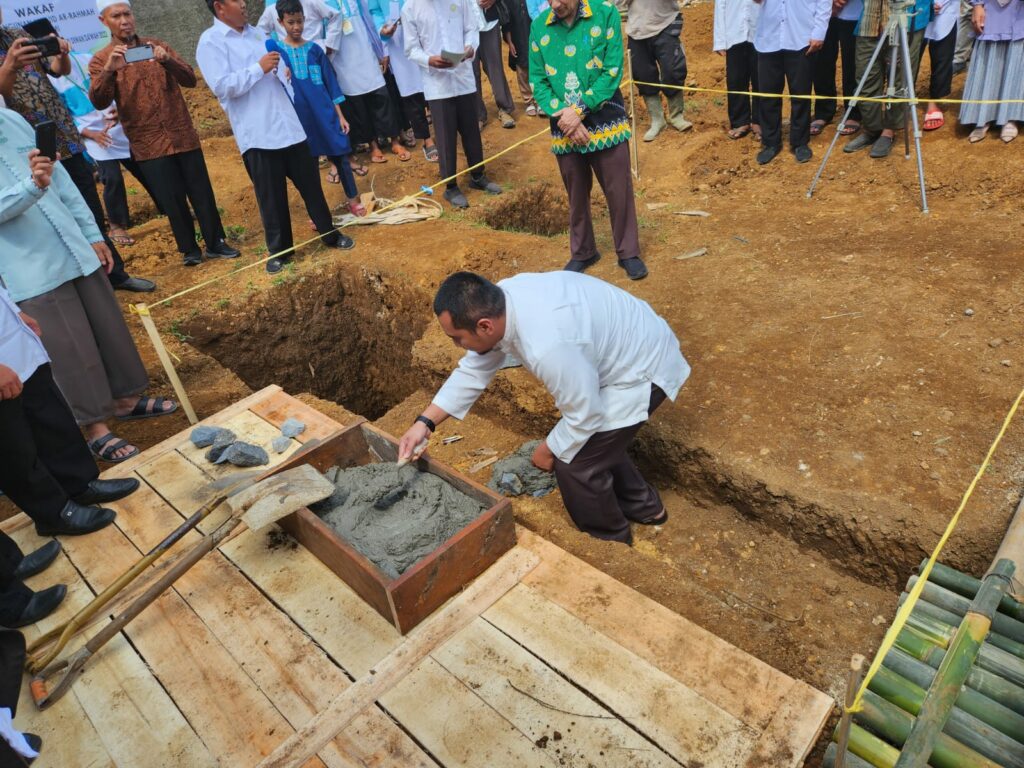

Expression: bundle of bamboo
xmin=830 ymin=559 xmax=1024 ymax=767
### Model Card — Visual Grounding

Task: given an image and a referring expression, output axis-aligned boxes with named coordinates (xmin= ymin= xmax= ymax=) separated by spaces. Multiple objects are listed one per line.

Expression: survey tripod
xmin=807 ymin=0 xmax=929 ymax=213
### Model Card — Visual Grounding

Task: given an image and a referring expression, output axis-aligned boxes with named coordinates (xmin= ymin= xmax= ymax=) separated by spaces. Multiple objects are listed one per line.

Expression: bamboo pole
xmin=924 ymin=560 xmax=1024 ymax=623
xmin=884 ymin=646 xmax=1024 ymax=739
xmin=836 ymin=654 xmax=866 ymax=768
xmin=905 ymin=596 xmax=1024 ymax=659
xmin=895 ymin=629 xmax=1024 ymax=712
xmin=848 ymin=723 xmax=902 ymax=767
xmin=991 ymin=492 xmax=1024 ymax=593
xmin=895 ymin=559 xmax=1015 ymax=768
xmin=857 ymin=690 xmax=999 ymax=768
xmin=626 ymin=50 xmax=640 ymax=180
xmin=869 ymin=665 xmax=1024 ymax=766
xmin=824 ymin=742 xmax=879 ymax=768
xmin=907 ymin=574 xmax=1024 ymax=643
xmin=135 ymin=303 xmax=198 ymax=424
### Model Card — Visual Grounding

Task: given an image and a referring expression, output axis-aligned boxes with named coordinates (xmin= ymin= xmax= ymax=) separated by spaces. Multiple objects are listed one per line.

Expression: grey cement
xmin=488 ymin=440 xmax=557 ymax=498
xmin=311 ymin=464 xmax=486 ymax=580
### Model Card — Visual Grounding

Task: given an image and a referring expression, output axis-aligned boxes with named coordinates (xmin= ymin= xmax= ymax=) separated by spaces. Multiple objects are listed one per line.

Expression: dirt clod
xmin=481 ymin=183 xmax=569 ymax=237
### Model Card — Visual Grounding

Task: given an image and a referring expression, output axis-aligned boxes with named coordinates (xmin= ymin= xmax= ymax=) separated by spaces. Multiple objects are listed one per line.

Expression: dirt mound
xmin=482 ymin=183 xmax=569 ymax=237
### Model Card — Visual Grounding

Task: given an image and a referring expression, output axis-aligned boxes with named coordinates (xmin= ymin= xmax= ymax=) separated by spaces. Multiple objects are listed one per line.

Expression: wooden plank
xmin=113 ymin=482 xmax=437 ymax=768
xmin=485 ymin=584 xmax=760 ymax=767
xmin=516 ymin=528 xmax=792 ymax=729
xmin=256 ymin=547 xmax=540 ymax=768
xmin=380 ymin=657 xmax=560 ymax=768
xmin=742 ymin=681 xmax=834 ymax=768
xmin=432 ymin=618 xmax=679 ymax=767
xmin=249 ymin=390 xmax=348 ymax=442
xmin=55 ymin=503 xmax=327 ymax=768
xmin=106 ymin=385 xmax=283 ymax=477
xmin=10 ymin=529 xmax=212 ymax=768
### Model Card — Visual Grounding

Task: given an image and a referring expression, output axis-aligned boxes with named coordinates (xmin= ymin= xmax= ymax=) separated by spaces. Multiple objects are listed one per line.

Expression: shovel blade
xmin=228 ymin=465 xmax=335 ymax=531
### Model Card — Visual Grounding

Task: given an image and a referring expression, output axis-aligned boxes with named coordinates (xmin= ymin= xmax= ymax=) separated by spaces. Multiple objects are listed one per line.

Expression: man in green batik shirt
xmin=529 ymin=0 xmax=648 ymax=280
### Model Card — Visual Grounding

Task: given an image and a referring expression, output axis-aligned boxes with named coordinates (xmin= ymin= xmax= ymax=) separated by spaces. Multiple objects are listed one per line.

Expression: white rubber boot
xmin=643 ymin=95 xmax=666 ymax=142
xmin=666 ymin=93 xmax=693 ymax=132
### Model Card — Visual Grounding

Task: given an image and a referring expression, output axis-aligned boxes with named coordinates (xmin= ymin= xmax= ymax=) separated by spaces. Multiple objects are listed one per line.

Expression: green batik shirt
xmin=528 ymin=0 xmax=631 ymax=154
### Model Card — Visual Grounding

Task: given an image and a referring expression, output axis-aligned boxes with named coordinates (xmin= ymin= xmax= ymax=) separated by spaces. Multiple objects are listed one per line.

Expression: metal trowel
xmin=374 ymin=438 xmax=429 ymax=511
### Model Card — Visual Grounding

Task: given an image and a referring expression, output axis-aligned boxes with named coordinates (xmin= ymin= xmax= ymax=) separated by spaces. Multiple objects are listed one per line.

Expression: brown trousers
xmin=18 ymin=269 xmax=148 ymax=425
xmin=555 ymin=140 xmax=641 ymax=263
xmin=554 ymin=385 xmax=667 ymax=544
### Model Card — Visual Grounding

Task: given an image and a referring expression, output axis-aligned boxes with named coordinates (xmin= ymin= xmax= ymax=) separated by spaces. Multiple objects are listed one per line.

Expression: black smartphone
xmin=22 ymin=18 xmax=57 ymax=39
xmin=124 ymin=44 xmax=154 ymax=64
xmin=27 ymin=36 xmax=60 ymax=57
xmin=35 ymin=120 xmax=57 ymax=161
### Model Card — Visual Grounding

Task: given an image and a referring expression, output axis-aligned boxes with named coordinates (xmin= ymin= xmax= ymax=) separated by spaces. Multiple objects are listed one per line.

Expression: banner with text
xmin=1 ymin=0 xmax=109 ymax=53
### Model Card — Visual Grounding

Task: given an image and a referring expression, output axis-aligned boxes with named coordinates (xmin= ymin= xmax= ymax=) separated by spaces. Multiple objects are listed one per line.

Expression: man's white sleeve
xmin=534 ymin=345 xmax=603 ymax=464
xmin=431 ymin=348 xmax=505 ymax=418
xmin=403 ymin=6 xmax=432 ymax=68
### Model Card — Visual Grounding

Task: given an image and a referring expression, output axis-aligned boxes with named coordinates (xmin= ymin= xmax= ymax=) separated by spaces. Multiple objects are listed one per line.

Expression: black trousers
xmin=0 ymin=364 xmax=97 ymax=524
xmin=138 ymin=149 xmax=226 ymax=259
xmin=629 ymin=14 xmax=687 ymax=97
xmin=383 ymin=69 xmax=411 ymax=134
xmin=726 ymin=41 xmax=762 ymax=128
xmin=61 ymin=153 xmax=129 ymax=286
xmin=0 ymin=537 xmax=31 ymax=627
xmin=241 ymin=141 xmax=338 ymax=258
xmin=0 ymin=629 xmax=26 ymax=759
xmin=96 ymin=157 xmax=159 ymax=230
xmin=813 ymin=17 xmax=861 ymax=122
xmin=928 ymin=25 xmax=957 ymax=99
xmin=340 ymin=85 xmax=402 ymax=146
xmin=402 ymin=92 xmax=431 ymax=141
xmin=553 ymin=385 xmax=667 ymax=543
xmin=758 ymin=47 xmax=813 ymax=150
xmin=429 ymin=93 xmax=485 ymax=189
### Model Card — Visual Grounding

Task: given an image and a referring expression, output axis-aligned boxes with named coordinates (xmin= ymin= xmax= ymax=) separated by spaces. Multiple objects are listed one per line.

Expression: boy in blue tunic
xmin=269 ymin=0 xmax=367 ymax=216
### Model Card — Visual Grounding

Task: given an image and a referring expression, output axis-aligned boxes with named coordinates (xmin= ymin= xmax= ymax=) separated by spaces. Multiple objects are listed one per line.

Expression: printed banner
xmin=0 ymin=0 xmax=110 ymax=53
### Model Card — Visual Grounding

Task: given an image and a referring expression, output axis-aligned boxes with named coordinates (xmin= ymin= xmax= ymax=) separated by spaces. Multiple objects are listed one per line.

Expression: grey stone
xmin=213 ymin=441 xmax=269 ymax=467
xmin=190 ymin=426 xmax=236 ymax=448
xmin=272 ymin=436 xmax=292 ymax=454
xmin=487 ymin=441 xmax=557 ymax=498
xmin=280 ymin=418 xmax=307 ymax=438
xmin=498 ymin=472 xmax=524 ymax=496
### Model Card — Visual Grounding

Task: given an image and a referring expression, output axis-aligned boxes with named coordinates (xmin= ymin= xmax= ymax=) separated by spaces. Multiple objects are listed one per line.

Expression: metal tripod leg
xmin=898 ymin=21 xmax=929 ymax=212
xmin=807 ymin=31 xmax=891 ymax=198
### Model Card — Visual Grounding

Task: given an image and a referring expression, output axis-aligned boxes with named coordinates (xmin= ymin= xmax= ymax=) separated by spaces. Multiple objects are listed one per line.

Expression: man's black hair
xmin=276 ymin=0 xmax=304 ymax=19
xmin=433 ymin=272 xmax=506 ymax=332
xmin=205 ymin=0 xmax=217 ymax=14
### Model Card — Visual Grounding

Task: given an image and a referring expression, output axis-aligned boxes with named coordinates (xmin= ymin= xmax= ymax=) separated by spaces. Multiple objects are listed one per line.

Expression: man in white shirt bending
xmin=196 ymin=0 xmax=353 ymax=274
xmin=398 ymin=271 xmax=690 ymax=545
xmin=403 ymin=0 xmax=504 ymax=208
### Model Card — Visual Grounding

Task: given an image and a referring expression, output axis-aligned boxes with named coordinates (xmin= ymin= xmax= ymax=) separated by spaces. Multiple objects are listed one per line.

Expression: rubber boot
xmin=643 ymin=94 xmax=666 ymax=142
xmin=666 ymin=93 xmax=693 ymax=132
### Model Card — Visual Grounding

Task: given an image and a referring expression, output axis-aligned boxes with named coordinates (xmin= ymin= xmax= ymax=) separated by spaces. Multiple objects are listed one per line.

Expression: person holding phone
xmin=91 ymin=0 xmax=240 ymax=268
xmin=0 ymin=12 xmax=156 ymax=293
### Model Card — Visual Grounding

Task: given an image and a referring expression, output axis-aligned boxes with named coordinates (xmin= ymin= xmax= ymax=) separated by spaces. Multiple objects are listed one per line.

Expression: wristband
xmin=415 ymin=414 xmax=436 ymax=433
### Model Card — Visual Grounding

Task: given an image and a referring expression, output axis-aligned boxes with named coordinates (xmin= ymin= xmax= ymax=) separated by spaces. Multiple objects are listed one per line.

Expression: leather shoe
xmin=756 ymin=145 xmax=781 ymax=165
xmin=72 ymin=477 xmax=139 ymax=506
xmin=205 ymin=240 xmax=241 ymax=259
xmin=7 ymin=585 xmax=66 ymax=628
xmin=113 ymin=276 xmax=156 ymax=292
xmin=793 ymin=144 xmax=813 ymax=164
xmin=564 ymin=252 xmax=600 ymax=272
xmin=619 ymin=257 xmax=649 ymax=280
xmin=35 ymin=500 xmax=116 ymax=537
xmin=183 ymin=251 xmax=203 ymax=267
xmin=12 ymin=540 xmax=61 ymax=580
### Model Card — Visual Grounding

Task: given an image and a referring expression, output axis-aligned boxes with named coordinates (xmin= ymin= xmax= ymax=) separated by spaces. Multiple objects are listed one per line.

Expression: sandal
xmin=349 ymin=161 xmax=368 ymax=177
xmin=89 ymin=432 xmax=140 ymax=463
xmin=370 ymin=153 xmax=388 ymax=164
xmin=1001 ymin=122 xmax=1018 ymax=143
xmin=347 ymin=200 xmax=367 ymax=217
xmin=422 ymin=144 xmax=439 ymax=162
xmin=109 ymin=229 xmax=135 ymax=246
xmin=809 ymin=119 xmax=828 ymax=136
xmin=839 ymin=120 xmax=860 ymax=136
xmin=392 ymin=146 xmax=411 ymax=162
xmin=400 ymin=129 xmax=416 ymax=148
xmin=116 ymin=395 xmax=178 ymax=421
xmin=969 ymin=124 xmax=989 ymax=143
xmin=923 ymin=110 xmax=944 ymax=131
xmin=727 ymin=125 xmax=751 ymax=140
xmin=635 ymin=508 xmax=669 ymax=526
xmin=326 ymin=169 xmax=341 ymax=184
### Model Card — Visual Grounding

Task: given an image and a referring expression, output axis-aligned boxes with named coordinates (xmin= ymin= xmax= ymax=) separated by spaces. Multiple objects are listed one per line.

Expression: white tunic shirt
xmin=432 ymin=272 xmax=691 ymax=464
xmin=256 ymin=0 xmax=340 ymax=45
xmin=196 ymin=19 xmax=307 ymax=154
xmin=0 ymin=285 xmax=48 ymax=383
xmin=836 ymin=0 xmax=863 ymax=22
xmin=402 ymin=0 xmax=480 ymax=101
xmin=326 ymin=0 xmax=387 ymax=96
xmin=754 ymin=0 xmax=831 ymax=53
xmin=926 ymin=0 xmax=957 ymax=41
xmin=713 ymin=0 xmax=762 ymax=50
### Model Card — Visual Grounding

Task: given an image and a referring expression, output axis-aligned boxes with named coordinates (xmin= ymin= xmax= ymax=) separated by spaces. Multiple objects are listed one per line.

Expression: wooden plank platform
xmin=4 ymin=386 xmax=833 ymax=767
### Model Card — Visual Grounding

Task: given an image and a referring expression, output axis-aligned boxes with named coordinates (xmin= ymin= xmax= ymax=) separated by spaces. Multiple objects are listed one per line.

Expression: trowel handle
xmin=397 ymin=438 xmax=429 ymax=467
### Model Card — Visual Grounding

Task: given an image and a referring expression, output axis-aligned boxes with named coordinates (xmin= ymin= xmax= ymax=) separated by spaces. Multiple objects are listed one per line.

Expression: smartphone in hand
xmin=124 ymin=44 xmax=154 ymax=64
xmin=35 ymin=120 xmax=57 ymax=161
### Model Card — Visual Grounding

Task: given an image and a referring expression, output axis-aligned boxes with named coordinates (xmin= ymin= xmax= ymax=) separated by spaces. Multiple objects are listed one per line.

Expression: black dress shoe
xmin=756 ymin=145 xmax=781 ymax=165
xmin=35 ymin=501 xmax=116 ymax=537
xmin=619 ymin=257 xmax=649 ymax=280
xmin=206 ymin=240 xmax=241 ymax=259
xmin=72 ymin=477 xmax=140 ymax=506
xmin=563 ymin=252 xmax=600 ymax=272
xmin=12 ymin=540 xmax=61 ymax=580
xmin=183 ymin=251 xmax=203 ymax=267
xmin=25 ymin=732 xmax=42 ymax=755
xmin=7 ymin=585 xmax=66 ymax=628
xmin=113 ymin=276 xmax=157 ymax=292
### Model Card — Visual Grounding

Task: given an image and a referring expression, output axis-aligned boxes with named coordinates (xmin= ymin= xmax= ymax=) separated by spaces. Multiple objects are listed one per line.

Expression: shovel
xmin=374 ymin=438 xmax=428 ymax=511
xmin=26 ymin=439 xmax=325 ymax=675
xmin=29 ymin=464 xmax=334 ymax=709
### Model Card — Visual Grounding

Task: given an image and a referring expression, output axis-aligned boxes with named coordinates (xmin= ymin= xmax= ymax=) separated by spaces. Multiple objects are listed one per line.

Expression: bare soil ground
xmin=7 ymin=6 xmax=1024 ymax=763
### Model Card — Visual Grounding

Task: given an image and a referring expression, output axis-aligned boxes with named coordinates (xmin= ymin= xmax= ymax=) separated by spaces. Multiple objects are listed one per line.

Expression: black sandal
xmin=635 ymin=508 xmax=669 ymax=526
xmin=117 ymin=395 xmax=178 ymax=421
xmin=89 ymin=433 xmax=140 ymax=463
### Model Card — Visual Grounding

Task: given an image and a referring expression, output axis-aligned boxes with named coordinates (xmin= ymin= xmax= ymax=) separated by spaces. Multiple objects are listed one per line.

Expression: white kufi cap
xmin=97 ymin=0 xmax=131 ymax=13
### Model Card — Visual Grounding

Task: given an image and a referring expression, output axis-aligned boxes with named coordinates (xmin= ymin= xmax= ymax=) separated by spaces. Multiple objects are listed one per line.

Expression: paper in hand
xmin=441 ymin=49 xmax=466 ymax=65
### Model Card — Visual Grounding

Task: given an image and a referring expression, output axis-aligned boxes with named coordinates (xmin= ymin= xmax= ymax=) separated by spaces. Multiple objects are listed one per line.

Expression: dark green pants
xmin=855 ymin=28 xmax=926 ymax=134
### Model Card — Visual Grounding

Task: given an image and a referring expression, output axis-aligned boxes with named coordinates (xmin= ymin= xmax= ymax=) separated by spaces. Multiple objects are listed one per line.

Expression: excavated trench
xmin=184 ymin=261 xmax=929 ymax=589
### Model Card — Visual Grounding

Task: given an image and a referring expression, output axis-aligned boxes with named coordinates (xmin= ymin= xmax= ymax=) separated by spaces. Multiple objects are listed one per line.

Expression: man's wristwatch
xmin=414 ymin=414 xmax=436 ymax=433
